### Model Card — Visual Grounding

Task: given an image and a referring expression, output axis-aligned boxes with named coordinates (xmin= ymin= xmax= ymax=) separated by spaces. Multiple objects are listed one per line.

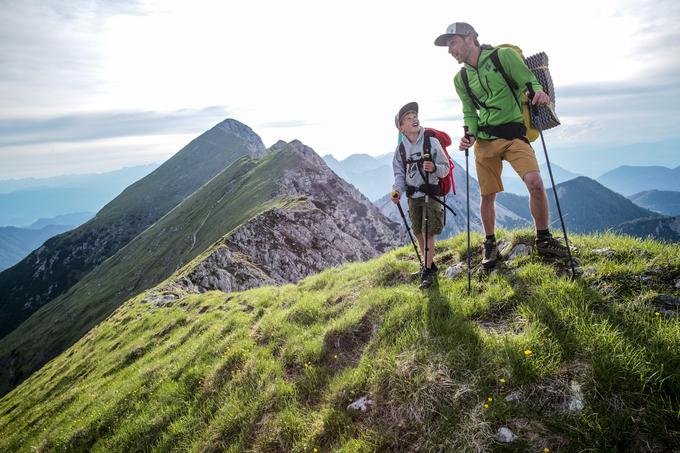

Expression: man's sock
xmin=536 ymin=229 xmax=551 ymax=241
xmin=485 ymin=234 xmax=496 ymax=243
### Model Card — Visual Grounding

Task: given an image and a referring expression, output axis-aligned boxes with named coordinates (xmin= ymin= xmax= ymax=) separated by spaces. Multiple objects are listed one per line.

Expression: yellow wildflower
xmin=524 ymin=349 xmax=533 ymax=357
xmin=499 ymin=378 xmax=506 ymax=384
xmin=488 ymin=396 xmax=493 ymax=402
xmin=483 ymin=403 xmax=489 ymax=409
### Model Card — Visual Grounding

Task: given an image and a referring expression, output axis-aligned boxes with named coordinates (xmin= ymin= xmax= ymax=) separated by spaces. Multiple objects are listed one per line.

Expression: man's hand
xmin=391 ymin=190 xmax=400 ymax=204
xmin=459 ymin=134 xmax=476 ymax=151
xmin=422 ymin=161 xmax=435 ymax=173
xmin=529 ymin=90 xmax=550 ymax=107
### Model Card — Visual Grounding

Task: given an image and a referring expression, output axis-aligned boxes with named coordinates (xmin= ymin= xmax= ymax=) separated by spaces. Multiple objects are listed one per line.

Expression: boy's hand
xmin=391 ymin=191 xmax=400 ymax=204
xmin=422 ymin=161 xmax=435 ymax=173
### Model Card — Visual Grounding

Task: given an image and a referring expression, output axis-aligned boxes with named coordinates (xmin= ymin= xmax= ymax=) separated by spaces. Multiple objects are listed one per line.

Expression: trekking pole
xmin=422 ymin=154 xmax=431 ymax=273
xmin=526 ymin=84 xmax=576 ymax=278
xmin=463 ymin=126 xmax=472 ymax=294
xmin=428 ymin=194 xmax=457 ymax=216
xmin=392 ymin=192 xmax=423 ymax=267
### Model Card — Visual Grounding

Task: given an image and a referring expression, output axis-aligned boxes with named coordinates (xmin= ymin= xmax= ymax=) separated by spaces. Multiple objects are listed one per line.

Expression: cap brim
xmin=434 ymin=33 xmax=456 ymax=46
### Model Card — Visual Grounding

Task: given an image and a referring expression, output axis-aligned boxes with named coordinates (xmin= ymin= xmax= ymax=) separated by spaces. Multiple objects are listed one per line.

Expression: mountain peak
xmin=269 ymin=139 xmax=329 ymax=171
xmin=207 ymin=119 xmax=266 ymax=156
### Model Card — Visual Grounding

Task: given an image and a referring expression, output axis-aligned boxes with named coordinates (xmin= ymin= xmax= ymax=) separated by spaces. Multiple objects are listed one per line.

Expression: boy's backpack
xmin=399 ymin=128 xmax=455 ymax=196
xmin=459 ymin=44 xmax=560 ymax=142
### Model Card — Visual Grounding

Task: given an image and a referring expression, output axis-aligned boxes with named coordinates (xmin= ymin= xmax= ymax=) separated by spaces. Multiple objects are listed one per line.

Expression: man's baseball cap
xmin=434 ymin=22 xmax=478 ymax=46
xmin=394 ymin=101 xmax=418 ymax=128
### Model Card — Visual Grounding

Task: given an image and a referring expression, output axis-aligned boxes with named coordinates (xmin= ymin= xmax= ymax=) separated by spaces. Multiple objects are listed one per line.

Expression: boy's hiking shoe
xmin=419 ymin=264 xmax=439 ymax=289
xmin=535 ymin=235 xmax=569 ymax=258
xmin=482 ymin=240 xmax=498 ymax=269
xmin=412 ymin=262 xmax=438 ymax=279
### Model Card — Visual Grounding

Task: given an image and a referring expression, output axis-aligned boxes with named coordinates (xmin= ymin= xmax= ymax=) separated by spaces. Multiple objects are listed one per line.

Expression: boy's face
xmin=399 ymin=112 xmax=419 ymax=134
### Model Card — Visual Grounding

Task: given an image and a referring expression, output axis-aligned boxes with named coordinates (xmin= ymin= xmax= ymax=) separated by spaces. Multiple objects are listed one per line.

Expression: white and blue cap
xmin=434 ymin=22 xmax=478 ymax=46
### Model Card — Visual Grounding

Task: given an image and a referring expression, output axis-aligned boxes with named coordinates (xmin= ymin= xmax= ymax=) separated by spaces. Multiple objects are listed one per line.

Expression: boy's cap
xmin=434 ymin=22 xmax=478 ymax=46
xmin=395 ymin=101 xmax=418 ymax=128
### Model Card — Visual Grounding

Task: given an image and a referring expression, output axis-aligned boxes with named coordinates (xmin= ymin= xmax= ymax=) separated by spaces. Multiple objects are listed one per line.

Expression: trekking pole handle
xmin=525 ymin=83 xmax=536 ymax=100
xmin=463 ymin=126 xmax=472 ymax=157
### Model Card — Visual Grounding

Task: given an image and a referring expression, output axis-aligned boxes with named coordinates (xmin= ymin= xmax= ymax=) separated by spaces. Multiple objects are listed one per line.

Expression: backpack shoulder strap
xmin=489 ymin=48 xmax=521 ymax=108
xmin=489 ymin=48 xmax=519 ymax=89
xmin=398 ymin=142 xmax=407 ymax=173
xmin=423 ymin=129 xmax=433 ymax=155
xmin=460 ymin=68 xmax=482 ymax=110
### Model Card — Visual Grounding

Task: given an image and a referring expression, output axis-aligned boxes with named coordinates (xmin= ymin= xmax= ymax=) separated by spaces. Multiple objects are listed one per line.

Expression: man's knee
xmin=523 ymin=172 xmax=545 ymax=194
xmin=481 ymin=193 xmax=496 ymax=205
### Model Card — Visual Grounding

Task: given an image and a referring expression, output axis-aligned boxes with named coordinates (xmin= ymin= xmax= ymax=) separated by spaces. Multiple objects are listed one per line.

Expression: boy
xmin=391 ymin=102 xmax=450 ymax=289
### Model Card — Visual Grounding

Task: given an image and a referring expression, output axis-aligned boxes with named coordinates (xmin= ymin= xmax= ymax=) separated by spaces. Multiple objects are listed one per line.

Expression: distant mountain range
xmin=323 ymin=153 xmax=393 ymax=201
xmin=25 ymin=212 xmax=94 ymax=230
xmin=0 ymin=164 xmax=158 ymax=226
xmin=548 ymin=139 xmax=680 ymax=177
xmin=596 ymin=165 xmax=680 ymax=196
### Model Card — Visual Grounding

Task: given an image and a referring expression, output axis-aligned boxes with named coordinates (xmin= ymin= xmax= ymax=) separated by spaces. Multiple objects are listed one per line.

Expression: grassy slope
xmin=0 ymin=231 xmax=678 ymax=452
xmin=0 ymin=150 xmax=301 ymax=396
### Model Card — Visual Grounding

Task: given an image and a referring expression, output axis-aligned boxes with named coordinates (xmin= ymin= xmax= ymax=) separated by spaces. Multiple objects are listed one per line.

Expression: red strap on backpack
xmin=424 ymin=128 xmax=456 ymax=196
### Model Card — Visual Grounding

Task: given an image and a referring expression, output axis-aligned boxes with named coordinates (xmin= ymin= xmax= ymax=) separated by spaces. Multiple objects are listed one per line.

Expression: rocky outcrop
xmin=180 ymin=198 xmax=396 ymax=293
xmin=276 ymin=140 xmax=402 ymax=253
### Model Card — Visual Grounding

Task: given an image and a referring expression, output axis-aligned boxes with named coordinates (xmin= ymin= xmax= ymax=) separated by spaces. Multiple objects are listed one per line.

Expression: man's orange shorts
xmin=474 ymin=138 xmax=540 ymax=195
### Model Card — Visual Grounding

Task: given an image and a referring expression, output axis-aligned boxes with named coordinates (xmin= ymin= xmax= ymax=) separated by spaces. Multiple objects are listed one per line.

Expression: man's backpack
xmin=459 ymin=44 xmax=560 ymax=142
xmin=399 ymin=128 xmax=455 ymax=196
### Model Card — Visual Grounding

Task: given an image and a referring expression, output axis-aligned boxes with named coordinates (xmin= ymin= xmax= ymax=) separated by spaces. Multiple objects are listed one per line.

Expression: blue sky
xmin=1 ymin=0 xmax=679 ymax=179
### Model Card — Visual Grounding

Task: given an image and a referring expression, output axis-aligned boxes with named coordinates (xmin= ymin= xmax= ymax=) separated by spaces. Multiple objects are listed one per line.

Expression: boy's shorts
xmin=474 ymin=138 xmax=540 ymax=195
xmin=408 ymin=196 xmax=444 ymax=236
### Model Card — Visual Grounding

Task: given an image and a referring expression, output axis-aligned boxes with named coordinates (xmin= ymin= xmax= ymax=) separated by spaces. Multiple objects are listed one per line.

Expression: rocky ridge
xmin=179 ymin=140 xmax=403 ymax=293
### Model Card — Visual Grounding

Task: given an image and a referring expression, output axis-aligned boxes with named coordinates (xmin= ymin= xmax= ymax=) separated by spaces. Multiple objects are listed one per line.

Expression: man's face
xmin=399 ymin=112 xmax=419 ymax=134
xmin=447 ymin=35 xmax=469 ymax=64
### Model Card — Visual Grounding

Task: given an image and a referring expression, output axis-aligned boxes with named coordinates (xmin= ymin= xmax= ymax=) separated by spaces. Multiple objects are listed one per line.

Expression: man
xmin=391 ymin=102 xmax=450 ymax=289
xmin=434 ymin=22 xmax=569 ymax=268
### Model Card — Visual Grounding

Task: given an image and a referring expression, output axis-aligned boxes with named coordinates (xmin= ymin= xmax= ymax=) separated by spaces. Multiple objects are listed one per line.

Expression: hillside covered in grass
xmin=0 ymin=231 xmax=678 ymax=452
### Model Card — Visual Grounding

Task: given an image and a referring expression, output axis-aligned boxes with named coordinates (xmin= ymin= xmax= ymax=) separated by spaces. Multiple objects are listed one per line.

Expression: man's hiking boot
xmin=482 ymin=240 xmax=498 ymax=269
xmin=535 ymin=235 xmax=569 ymax=258
xmin=419 ymin=264 xmax=439 ymax=289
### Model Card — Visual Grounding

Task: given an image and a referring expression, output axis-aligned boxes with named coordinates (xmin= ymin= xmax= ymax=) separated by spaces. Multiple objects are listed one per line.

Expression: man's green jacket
xmin=454 ymin=47 xmax=543 ymax=140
